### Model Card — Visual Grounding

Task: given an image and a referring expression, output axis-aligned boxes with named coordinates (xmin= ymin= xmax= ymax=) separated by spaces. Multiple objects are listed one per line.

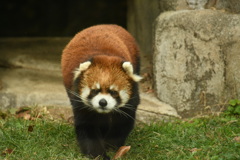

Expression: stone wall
xmin=128 ymin=0 xmax=240 ymax=117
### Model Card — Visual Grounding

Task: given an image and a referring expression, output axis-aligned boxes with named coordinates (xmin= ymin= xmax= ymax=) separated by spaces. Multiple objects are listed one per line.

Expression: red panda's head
xmin=72 ymin=55 xmax=142 ymax=114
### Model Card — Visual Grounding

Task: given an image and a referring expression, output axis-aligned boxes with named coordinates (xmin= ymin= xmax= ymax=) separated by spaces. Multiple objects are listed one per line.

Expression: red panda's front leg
xmin=75 ymin=124 xmax=110 ymax=160
xmin=104 ymin=114 xmax=135 ymax=150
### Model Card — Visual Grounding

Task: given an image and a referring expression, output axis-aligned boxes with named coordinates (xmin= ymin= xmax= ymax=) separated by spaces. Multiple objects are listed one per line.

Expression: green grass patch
xmin=0 ymin=117 xmax=85 ymax=160
xmin=126 ymin=116 xmax=240 ymax=160
xmin=0 ymin=111 xmax=239 ymax=160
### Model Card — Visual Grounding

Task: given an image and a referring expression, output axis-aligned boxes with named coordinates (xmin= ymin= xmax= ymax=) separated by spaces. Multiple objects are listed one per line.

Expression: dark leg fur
xmin=104 ymin=113 xmax=135 ymax=150
xmin=72 ymin=108 xmax=135 ymax=159
xmin=73 ymin=106 xmax=110 ymax=159
xmin=75 ymin=124 xmax=109 ymax=159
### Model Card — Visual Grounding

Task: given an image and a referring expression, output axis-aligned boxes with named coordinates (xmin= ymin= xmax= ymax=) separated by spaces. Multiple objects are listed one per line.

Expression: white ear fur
xmin=122 ymin=62 xmax=142 ymax=82
xmin=73 ymin=61 xmax=91 ymax=81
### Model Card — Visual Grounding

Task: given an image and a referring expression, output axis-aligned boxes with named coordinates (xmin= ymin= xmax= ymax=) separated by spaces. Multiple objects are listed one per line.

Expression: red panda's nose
xmin=99 ymin=99 xmax=107 ymax=108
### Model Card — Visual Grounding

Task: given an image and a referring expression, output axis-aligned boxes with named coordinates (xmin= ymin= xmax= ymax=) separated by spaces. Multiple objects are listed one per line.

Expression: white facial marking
xmin=80 ymin=86 xmax=90 ymax=103
xmin=119 ymin=90 xmax=130 ymax=107
xmin=91 ymin=93 xmax=117 ymax=113
xmin=110 ymin=84 xmax=118 ymax=91
xmin=73 ymin=61 xmax=91 ymax=81
xmin=122 ymin=62 xmax=142 ymax=82
xmin=95 ymin=83 xmax=100 ymax=89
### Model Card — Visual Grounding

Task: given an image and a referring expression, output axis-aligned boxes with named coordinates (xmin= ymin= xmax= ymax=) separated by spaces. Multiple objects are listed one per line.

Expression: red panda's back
xmin=61 ymin=25 xmax=139 ymax=89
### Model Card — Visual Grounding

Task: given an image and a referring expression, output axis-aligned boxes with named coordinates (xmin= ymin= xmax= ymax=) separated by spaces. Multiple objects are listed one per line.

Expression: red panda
xmin=61 ymin=24 xmax=142 ymax=160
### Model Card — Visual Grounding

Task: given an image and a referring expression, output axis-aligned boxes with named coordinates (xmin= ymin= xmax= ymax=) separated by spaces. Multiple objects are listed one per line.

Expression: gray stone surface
xmin=186 ymin=0 xmax=208 ymax=9
xmin=153 ymin=10 xmax=240 ymax=117
xmin=0 ymin=38 xmax=180 ymax=122
xmin=214 ymin=0 xmax=240 ymax=13
xmin=127 ymin=0 xmax=160 ymax=55
xmin=0 ymin=68 xmax=69 ymax=108
xmin=127 ymin=0 xmax=240 ymax=55
xmin=0 ymin=38 xmax=70 ymax=109
xmin=0 ymin=38 xmax=70 ymax=71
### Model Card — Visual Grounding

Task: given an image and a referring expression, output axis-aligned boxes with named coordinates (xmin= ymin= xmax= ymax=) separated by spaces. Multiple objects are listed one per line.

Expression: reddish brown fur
xmin=80 ymin=55 xmax=132 ymax=95
xmin=61 ymin=24 xmax=139 ymax=89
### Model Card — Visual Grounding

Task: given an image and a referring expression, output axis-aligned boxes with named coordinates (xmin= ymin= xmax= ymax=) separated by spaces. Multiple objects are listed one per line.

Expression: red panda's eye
xmin=109 ymin=90 xmax=119 ymax=97
xmin=90 ymin=89 xmax=100 ymax=96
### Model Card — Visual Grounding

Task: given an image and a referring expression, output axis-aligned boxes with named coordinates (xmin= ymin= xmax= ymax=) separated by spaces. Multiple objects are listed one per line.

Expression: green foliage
xmin=225 ymin=99 xmax=240 ymax=116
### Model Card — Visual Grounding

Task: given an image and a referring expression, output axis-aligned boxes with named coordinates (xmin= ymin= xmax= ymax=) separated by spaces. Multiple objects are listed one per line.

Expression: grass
xmin=0 ymin=109 xmax=239 ymax=160
xmin=127 ymin=117 xmax=240 ymax=160
xmin=0 ymin=116 xmax=84 ymax=160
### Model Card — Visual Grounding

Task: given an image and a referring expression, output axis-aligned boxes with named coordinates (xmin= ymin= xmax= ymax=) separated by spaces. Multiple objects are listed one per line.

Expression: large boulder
xmin=153 ymin=10 xmax=240 ymax=117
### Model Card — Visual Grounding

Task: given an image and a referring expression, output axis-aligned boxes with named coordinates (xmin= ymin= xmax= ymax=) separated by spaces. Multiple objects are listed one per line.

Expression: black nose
xmin=99 ymin=99 xmax=108 ymax=107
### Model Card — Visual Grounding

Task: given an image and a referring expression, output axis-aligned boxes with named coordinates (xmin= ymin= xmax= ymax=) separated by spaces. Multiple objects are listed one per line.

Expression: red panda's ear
xmin=73 ymin=61 xmax=91 ymax=81
xmin=122 ymin=62 xmax=142 ymax=82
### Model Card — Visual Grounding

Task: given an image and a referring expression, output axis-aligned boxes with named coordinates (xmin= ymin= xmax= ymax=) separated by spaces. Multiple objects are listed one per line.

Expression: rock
xmin=0 ymin=93 xmax=16 ymax=109
xmin=127 ymin=0 xmax=240 ymax=55
xmin=137 ymin=93 xmax=181 ymax=123
xmin=214 ymin=0 xmax=240 ymax=13
xmin=186 ymin=0 xmax=207 ymax=9
xmin=153 ymin=10 xmax=240 ymax=117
